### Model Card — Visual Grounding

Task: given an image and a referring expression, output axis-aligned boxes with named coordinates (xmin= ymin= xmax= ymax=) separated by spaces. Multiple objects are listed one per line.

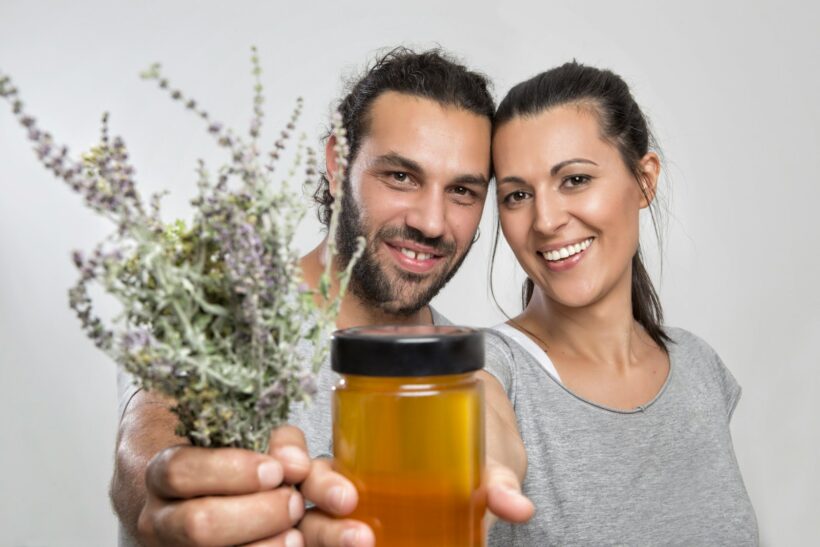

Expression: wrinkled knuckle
xmin=161 ymin=449 xmax=191 ymax=492
xmin=319 ymin=520 xmax=341 ymax=546
xmin=136 ymin=507 xmax=154 ymax=539
xmin=181 ymin=503 xmax=213 ymax=544
xmin=284 ymin=424 xmax=308 ymax=444
xmin=490 ymin=467 xmax=519 ymax=487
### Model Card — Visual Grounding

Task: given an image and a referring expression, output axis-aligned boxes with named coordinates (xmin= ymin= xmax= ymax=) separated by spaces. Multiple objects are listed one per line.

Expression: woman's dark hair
xmin=492 ymin=61 xmax=670 ymax=350
xmin=312 ymin=46 xmax=495 ymax=226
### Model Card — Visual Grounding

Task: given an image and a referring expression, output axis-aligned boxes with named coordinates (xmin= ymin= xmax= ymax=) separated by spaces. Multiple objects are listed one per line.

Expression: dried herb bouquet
xmin=0 ymin=48 xmax=362 ymax=452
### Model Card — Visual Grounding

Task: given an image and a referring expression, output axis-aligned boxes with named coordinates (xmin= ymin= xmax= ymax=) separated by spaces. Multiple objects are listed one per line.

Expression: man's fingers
xmin=268 ymin=425 xmax=312 ymax=485
xmin=298 ymin=458 xmax=358 ymax=516
xmin=485 ymin=460 xmax=535 ymax=523
xmin=147 ymin=445 xmax=284 ymax=499
xmin=299 ymin=510 xmax=374 ymax=547
xmin=240 ymin=529 xmax=304 ymax=547
xmin=147 ymin=487 xmax=304 ymax=546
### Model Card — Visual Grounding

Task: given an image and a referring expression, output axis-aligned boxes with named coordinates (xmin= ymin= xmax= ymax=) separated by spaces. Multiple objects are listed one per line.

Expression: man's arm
xmin=111 ymin=389 xmax=183 ymax=538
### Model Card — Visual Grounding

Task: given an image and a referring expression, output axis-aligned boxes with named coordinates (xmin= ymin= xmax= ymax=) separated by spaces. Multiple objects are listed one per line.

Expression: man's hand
xmin=297 ymin=458 xmax=375 ymax=547
xmin=111 ymin=390 xmax=345 ymax=547
xmin=134 ymin=425 xmax=310 ymax=546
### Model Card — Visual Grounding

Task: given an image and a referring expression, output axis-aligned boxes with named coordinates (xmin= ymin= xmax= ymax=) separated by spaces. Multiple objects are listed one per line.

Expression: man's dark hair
xmin=312 ymin=46 xmax=495 ymax=226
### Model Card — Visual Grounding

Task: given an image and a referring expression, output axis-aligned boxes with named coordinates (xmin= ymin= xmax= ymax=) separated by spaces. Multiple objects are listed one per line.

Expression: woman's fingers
xmin=485 ymin=458 xmax=535 ymax=523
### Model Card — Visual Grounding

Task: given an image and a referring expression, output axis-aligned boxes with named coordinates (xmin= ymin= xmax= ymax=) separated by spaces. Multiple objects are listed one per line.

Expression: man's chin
xmin=348 ymin=271 xmax=444 ymax=318
xmin=350 ymin=283 xmax=433 ymax=317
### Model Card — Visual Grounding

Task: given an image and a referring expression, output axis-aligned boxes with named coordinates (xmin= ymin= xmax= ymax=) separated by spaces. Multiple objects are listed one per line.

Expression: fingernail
xmin=340 ymin=527 xmax=359 ymax=547
xmin=328 ymin=485 xmax=349 ymax=513
xmin=275 ymin=445 xmax=310 ymax=472
xmin=289 ymin=490 xmax=305 ymax=521
xmin=285 ymin=529 xmax=303 ymax=547
xmin=257 ymin=460 xmax=283 ymax=489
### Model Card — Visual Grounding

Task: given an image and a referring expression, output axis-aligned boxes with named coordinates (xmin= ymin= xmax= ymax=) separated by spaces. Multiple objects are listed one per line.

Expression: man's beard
xmin=335 ymin=186 xmax=473 ymax=317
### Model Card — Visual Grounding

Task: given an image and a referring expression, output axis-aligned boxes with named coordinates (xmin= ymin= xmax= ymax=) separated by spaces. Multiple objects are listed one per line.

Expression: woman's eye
xmin=563 ymin=174 xmax=590 ymax=187
xmin=503 ymin=190 xmax=530 ymax=204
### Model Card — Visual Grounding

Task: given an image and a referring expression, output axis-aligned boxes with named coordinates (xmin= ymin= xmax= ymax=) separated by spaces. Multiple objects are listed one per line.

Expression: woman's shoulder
xmin=480 ymin=325 xmax=522 ymax=394
xmin=482 ymin=323 xmax=554 ymax=400
xmin=664 ymin=326 xmax=742 ymax=419
xmin=664 ymin=326 xmax=725 ymax=365
xmin=483 ymin=323 xmax=548 ymax=369
xmin=665 ymin=325 xmax=712 ymax=348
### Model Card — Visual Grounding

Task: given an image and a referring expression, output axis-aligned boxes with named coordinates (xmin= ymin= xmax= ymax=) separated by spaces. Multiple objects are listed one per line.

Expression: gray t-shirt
xmin=484 ymin=326 xmax=758 ymax=546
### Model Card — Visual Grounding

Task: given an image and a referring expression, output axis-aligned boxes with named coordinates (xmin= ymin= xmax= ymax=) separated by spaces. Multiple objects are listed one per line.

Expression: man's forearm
xmin=110 ymin=390 xmax=187 ymax=538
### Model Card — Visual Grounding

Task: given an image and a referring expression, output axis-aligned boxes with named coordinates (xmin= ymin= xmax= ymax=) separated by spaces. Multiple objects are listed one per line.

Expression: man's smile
xmin=383 ymin=239 xmax=447 ymax=274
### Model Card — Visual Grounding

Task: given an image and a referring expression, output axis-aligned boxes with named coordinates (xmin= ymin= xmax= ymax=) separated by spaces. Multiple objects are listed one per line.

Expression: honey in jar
xmin=331 ymin=325 xmax=486 ymax=546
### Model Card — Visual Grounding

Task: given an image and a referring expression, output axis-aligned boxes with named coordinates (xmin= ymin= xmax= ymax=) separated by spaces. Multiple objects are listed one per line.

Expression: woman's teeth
xmin=400 ymin=247 xmax=434 ymax=261
xmin=541 ymin=237 xmax=593 ymax=262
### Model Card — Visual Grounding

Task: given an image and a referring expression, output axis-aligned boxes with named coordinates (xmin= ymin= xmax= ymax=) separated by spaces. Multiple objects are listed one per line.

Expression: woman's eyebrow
xmin=550 ymin=158 xmax=598 ymax=176
xmin=497 ymin=175 xmax=527 ymax=185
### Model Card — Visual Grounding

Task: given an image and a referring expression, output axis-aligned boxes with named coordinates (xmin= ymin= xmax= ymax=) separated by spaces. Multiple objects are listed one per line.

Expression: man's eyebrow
xmin=373 ymin=153 xmax=425 ymax=175
xmin=452 ymin=173 xmax=489 ymax=187
xmin=373 ymin=152 xmax=487 ymax=187
xmin=550 ymin=158 xmax=598 ymax=176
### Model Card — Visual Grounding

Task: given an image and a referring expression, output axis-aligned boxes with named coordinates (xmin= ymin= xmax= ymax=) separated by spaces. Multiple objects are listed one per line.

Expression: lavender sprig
xmin=1 ymin=50 xmax=363 ymax=452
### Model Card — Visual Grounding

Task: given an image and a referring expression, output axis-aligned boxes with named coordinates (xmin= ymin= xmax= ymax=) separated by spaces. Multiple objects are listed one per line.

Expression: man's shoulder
xmin=430 ymin=306 xmax=452 ymax=326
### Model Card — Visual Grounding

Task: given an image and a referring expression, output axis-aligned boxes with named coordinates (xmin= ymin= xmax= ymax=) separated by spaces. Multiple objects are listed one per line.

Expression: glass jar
xmin=331 ymin=325 xmax=486 ymax=546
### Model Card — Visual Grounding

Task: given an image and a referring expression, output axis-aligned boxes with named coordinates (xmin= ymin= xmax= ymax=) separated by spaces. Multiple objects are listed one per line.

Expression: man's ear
xmin=325 ymin=135 xmax=339 ymax=197
xmin=638 ymin=151 xmax=661 ymax=209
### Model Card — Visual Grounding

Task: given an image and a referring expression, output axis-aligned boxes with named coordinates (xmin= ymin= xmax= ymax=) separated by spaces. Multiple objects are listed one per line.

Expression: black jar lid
xmin=331 ymin=325 xmax=484 ymax=377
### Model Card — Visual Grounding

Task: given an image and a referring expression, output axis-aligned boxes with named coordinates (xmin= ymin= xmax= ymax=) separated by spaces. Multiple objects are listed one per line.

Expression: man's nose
xmin=405 ymin=187 xmax=446 ymax=239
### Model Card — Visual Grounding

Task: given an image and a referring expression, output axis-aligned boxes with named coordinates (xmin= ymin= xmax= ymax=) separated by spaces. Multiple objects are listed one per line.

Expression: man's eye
xmin=391 ymin=172 xmax=409 ymax=182
xmin=452 ymin=186 xmax=472 ymax=196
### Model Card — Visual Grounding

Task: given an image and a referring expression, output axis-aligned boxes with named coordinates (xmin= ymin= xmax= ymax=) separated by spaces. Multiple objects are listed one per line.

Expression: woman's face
xmin=493 ymin=105 xmax=658 ymax=310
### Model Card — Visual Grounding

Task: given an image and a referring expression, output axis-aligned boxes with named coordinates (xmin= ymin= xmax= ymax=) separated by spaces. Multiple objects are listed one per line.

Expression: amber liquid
xmin=333 ymin=373 xmax=486 ymax=546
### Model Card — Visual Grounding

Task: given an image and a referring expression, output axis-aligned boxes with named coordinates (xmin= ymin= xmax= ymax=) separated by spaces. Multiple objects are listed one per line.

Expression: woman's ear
xmin=638 ymin=151 xmax=661 ymax=208
xmin=325 ymin=135 xmax=339 ymax=197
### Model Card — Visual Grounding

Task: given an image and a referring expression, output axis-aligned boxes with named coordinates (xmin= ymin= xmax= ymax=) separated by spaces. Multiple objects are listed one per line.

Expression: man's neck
xmin=300 ymin=239 xmax=434 ymax=330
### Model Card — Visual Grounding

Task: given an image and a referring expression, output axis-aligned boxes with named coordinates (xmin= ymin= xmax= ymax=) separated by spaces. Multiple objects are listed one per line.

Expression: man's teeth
xmin=400 ymin=247 xmax=434 ymax=261
xmin=541 ymin=238 xmax=593 ymax=262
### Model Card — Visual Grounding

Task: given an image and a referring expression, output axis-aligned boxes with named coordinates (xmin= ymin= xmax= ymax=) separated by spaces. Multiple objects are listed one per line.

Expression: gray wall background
xmin=1 ymin=0 xmax=817 ymax=544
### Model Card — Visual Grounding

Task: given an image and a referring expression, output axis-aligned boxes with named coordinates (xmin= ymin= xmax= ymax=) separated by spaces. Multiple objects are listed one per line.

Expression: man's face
xmin=334 ymin=91 xmax=491 ymax=316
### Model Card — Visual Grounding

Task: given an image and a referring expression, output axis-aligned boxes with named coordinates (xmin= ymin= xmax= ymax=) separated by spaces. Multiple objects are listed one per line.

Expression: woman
xmin=484 ymin=62 xmax=758 ymax=545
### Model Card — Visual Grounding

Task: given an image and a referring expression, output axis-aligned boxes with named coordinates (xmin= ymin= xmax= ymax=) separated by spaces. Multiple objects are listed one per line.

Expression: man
xmin=111 ymin=47 xmax=533 ymax=547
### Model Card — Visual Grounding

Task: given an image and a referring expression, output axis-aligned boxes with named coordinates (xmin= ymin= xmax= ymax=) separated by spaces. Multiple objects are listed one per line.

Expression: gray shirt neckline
xmin=494 ymin=324 xmax=675 ymax=416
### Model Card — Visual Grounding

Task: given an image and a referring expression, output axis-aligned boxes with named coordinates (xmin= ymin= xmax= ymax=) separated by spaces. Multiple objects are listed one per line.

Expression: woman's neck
xmin=518 ymin=277 xmax=653 ymax=372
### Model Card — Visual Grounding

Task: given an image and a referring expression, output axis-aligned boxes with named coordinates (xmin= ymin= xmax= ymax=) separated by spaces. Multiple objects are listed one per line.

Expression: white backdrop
xmin=1 ymin=1 xmax=817 ymax=545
